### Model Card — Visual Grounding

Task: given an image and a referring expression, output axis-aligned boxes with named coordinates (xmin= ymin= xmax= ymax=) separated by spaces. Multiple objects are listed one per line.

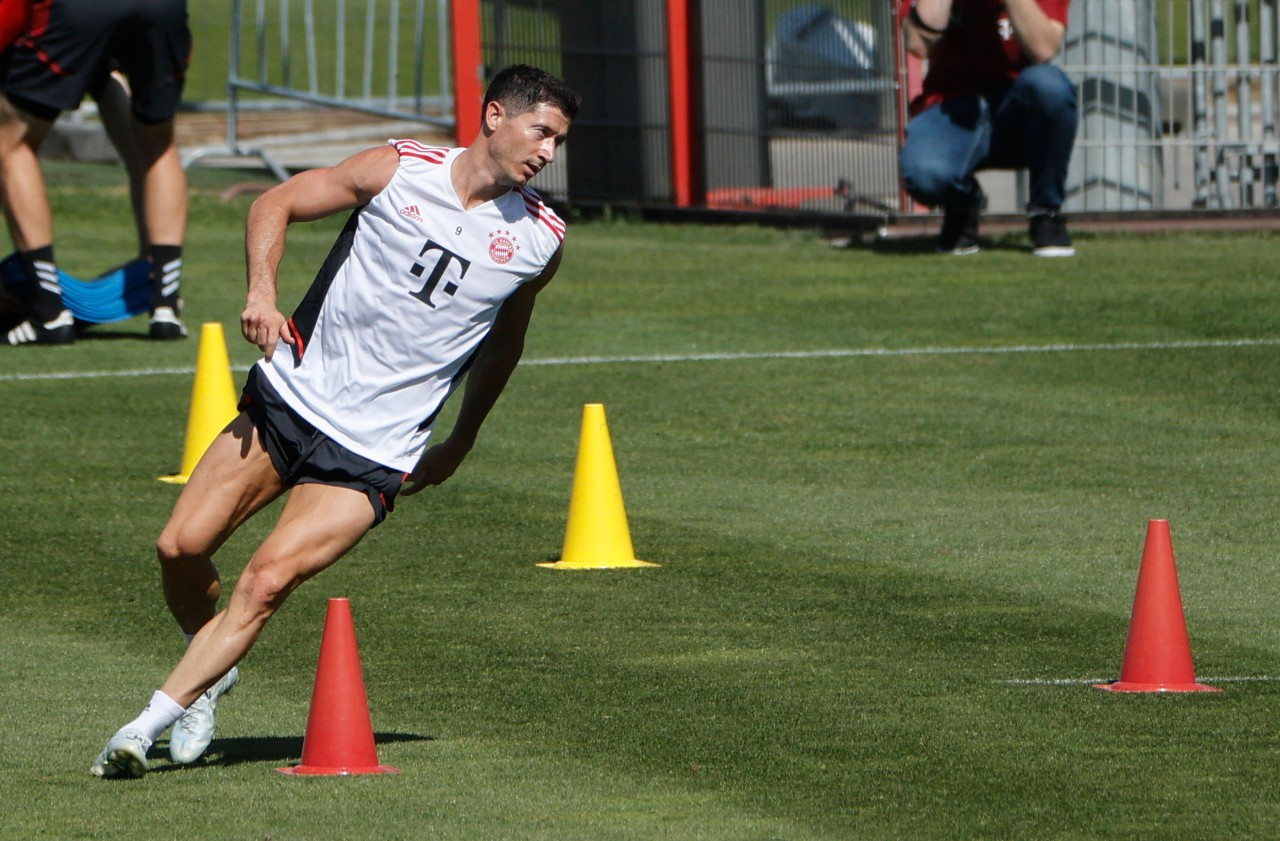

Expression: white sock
xmin=121 ymin=690 xmax=187 ymax=744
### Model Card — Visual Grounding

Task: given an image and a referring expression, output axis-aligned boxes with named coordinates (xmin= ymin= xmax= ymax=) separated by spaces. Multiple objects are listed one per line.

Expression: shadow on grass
xmin=857 ymin=237 xmax=1035 ymax=257
xmin=0 ymin=312 xmax=156 ymax=343
xmin=73 ymin=328 xmax=162 ymax=342
xmin=149 ymin=731 xmax=433 ymax=773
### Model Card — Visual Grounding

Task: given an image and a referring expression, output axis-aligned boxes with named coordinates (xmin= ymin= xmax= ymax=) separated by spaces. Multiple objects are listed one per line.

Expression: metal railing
xmin=1182 ymin=0 xmax=1279 ymax=207
xmin=188 ymin=0 xmax=1280 ymax=215
xmin=1056 ymin=0 xmax=1279 ymax=212
xmin=183 ymin=0 xmax=455 ymax=180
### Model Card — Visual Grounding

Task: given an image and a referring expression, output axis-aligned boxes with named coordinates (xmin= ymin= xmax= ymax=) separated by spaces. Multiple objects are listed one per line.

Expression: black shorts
xmin=239 ymin=366 xmax=404 ymax=527
xmin=2 ymin=0 xmax=191 ymax=123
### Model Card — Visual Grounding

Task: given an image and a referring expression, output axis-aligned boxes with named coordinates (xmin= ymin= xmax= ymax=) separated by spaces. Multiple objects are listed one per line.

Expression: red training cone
xmin=1095 ymin=520 xmax=1218 ymax=693
xmin=278 ymin=598 xmax=400 ymax=774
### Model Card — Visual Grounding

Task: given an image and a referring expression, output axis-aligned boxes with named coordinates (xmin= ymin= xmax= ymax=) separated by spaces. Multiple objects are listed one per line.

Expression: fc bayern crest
xmin=488 ymin=229 xmax=519 ymax=264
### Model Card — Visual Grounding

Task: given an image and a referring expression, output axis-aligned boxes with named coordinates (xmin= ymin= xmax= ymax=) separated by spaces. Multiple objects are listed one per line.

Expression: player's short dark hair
xmin=483 ymin=64 xmax=581 ymax=122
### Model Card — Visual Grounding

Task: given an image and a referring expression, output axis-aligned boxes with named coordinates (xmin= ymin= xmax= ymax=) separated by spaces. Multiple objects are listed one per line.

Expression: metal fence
xmin=189 ymin=0 xmax=1280 ymax=217
xmin=1060 ymin=0 xmax=1165 ymax=211
xmin=702 ymin=0 xmax=900 ymax=216
xmin=920 ymin=0 xmax=1280 ymax=214
xmin=482 ymin=0 xmax=902 ymax=215
xmin=183 ymin=0 xmax=456 ymax=181
xmin=1178 ymin=0 xmax=1279 ymax=208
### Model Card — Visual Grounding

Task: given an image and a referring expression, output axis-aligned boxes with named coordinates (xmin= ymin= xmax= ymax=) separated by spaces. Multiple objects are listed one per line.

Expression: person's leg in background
xmin=0 ymin=95 xmax=73 ymax=344
xmin=117 ymin=0 xmax=193 ymax=338
xmin=1 ymin=0 xmax=123 ymax=344
xmin=988 ymin=63 xmax=1079 ymax=256
xmin=131 ymin=114 xmax=188 ymax=338
xmin=93 ymin=67 xmax=188 ymax=337
xmin=94 ymin=71 xmax=149 ymax=257
xmin=899 ymin=95 xmax=994 ymax=254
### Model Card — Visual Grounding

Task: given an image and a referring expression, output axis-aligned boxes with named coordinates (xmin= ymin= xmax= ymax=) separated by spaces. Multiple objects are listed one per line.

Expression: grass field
xmin=3 ymin=161 xmax=1280 ymax=839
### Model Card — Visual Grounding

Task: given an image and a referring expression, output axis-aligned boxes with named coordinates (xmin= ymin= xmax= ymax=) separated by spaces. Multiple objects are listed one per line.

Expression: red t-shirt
xmin=912 ymin=0 xmax=1071 ymax=114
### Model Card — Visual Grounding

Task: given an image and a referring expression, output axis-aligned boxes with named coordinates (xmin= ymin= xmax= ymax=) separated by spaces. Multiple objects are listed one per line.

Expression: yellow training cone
xmin=538 ymin=403 xmax=657 ymax=569
xmin=159 ymin=322 xmax=238 ymax=484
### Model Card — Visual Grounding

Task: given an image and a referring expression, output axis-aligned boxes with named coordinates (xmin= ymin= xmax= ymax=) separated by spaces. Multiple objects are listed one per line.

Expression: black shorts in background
xmin=3 ymin=0 xmax=191 ymax=123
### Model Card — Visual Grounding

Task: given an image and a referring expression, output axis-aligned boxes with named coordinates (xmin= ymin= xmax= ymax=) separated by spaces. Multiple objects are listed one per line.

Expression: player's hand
xmin=401 ymin=435 xmax=474 ymax=496
xmin=241 ymin=298 xmax=294 ymax=361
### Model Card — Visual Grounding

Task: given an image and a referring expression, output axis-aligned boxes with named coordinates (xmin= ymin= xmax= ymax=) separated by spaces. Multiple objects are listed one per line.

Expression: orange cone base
xmin=277 ymin=762 xmax=399 ymax=776
xmin=537 ymin=558 xmax=659 ymax=570
xmin=1094 ymin=680 xmax=1219 ymax=693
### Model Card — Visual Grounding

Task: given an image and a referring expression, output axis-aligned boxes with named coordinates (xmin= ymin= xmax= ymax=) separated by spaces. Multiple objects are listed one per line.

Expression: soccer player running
xmin=92 ymin=64 xmax=581 ymax=778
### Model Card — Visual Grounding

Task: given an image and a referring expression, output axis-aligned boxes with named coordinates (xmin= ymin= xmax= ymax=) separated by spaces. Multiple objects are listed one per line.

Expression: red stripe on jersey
xmin=518 ymin=187 xmax=566 ymax=241
xmin=393 ymin=139 xmax=448 ymax=164
xmin=398 ymin=150 xmax=449 ymax=165
xmin=541 ymin=212 xmax=566 ymax=241
xmin=397 ymin=150 xmax=449 ymax=164
xmin=394 ymin=138 xmax=437 ymax=153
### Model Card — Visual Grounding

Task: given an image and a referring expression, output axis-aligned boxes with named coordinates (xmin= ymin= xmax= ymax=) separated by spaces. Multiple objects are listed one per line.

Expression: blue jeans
xmin=899 ymin=63 xmax=1078 ymax=212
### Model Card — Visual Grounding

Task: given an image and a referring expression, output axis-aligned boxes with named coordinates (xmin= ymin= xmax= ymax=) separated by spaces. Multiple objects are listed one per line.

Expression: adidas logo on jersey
xmin=399 ymin=205 xmax=423 ymax=222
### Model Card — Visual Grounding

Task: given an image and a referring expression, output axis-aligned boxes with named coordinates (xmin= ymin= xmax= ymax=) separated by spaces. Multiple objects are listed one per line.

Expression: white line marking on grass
xmin=0 ymin=366 xmax=210 ymax=382
xmin=524 ymin=337 xmax=1280 ymax=367
xmin=1001 ymin=677 xmax=1114 ymax=686
xmin=3 ymin=337 xmax=1278 ymax=383
xmin=1001 ymin=675 xmax=1280 ymax=686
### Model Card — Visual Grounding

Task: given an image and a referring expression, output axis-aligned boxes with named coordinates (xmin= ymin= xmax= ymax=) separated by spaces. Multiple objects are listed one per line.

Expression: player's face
xmin=489 ymin=102 xmax=571 ymax=187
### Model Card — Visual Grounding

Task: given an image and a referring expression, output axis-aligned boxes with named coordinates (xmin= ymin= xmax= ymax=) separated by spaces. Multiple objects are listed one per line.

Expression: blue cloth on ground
xmin=0 ymin=253 xmax=151 ymax=324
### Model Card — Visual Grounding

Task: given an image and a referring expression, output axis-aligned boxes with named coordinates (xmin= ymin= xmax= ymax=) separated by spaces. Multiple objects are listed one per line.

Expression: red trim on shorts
xmin=26 ymin=0 xmax=49 ymax=39
xmin=14 ymin=0 xmax=63 ymax=74
xmin=32 ymin=45 xmax=64 ymax=75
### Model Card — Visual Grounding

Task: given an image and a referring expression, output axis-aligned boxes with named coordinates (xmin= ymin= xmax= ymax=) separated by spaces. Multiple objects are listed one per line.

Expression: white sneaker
xmin=90 ymin=729 xmax=153 ymax=779
xmin=169 ymin=666 xmax=239 ymax=764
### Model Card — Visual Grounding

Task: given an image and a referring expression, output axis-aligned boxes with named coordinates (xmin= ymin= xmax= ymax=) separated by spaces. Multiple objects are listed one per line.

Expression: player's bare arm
xmin=1005 ymin=0 xmax=1066 ymax=63
xmin=242 ymin=145 xmax=400 ymax=360
xmin=402 ymin=247 xmax=563 ymax=495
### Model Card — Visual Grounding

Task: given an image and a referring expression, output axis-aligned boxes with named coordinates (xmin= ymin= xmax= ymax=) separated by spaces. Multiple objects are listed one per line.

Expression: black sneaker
xmin=6 ymin=308 xmax=75 ymax=345
xmin=936 ymin=187 xmax=983 ymax=255
xmin=149 ymin=304 xmax=188 ymax=340
xmin=1029 ymin=211 xmax=1075 ymax=257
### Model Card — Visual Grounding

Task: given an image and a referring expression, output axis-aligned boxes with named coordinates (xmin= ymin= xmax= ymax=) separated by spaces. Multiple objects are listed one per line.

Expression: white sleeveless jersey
xmin=258 ymin=140 xmax=566 ymax=472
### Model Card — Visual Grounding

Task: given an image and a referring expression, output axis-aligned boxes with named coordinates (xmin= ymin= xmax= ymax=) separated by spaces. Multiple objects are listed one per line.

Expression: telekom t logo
xmin=409 ymin=240 xmax=470 ymax=307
